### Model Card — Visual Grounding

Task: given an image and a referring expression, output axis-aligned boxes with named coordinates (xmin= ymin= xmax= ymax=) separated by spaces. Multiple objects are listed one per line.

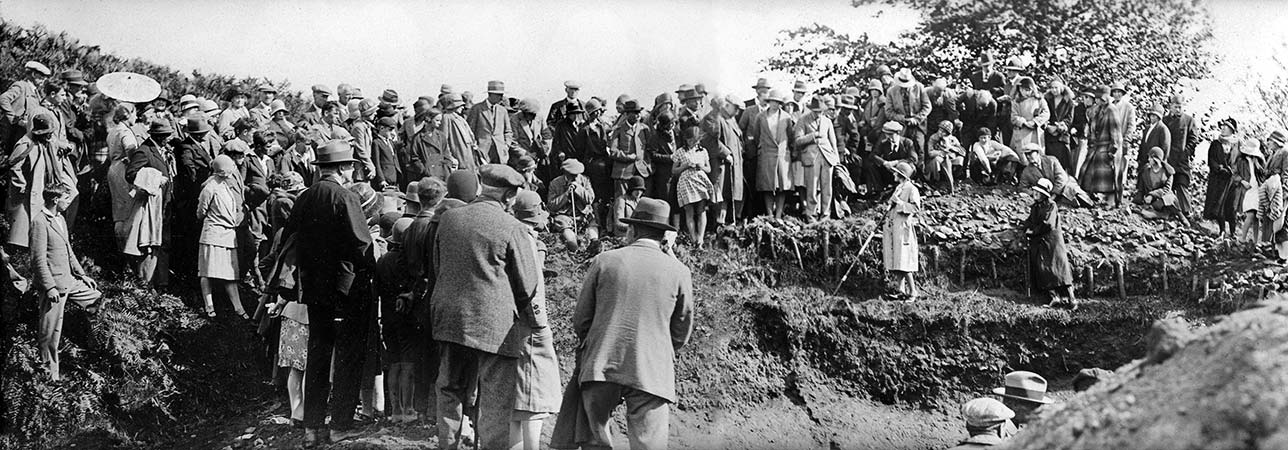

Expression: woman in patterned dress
xmin=673 ymin=125 xmax=714 ymax=246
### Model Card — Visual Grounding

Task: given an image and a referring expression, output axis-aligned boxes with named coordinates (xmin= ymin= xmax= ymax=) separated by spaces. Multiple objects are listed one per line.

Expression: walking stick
xmin=832 ymin=227 xmax=881 ymax=296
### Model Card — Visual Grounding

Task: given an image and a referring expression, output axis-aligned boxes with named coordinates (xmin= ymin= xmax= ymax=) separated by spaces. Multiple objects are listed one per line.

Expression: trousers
xmin=436 ymin=341 xmax=517 ymax=450
xmin=802 ymin=157 xmax=835 ymax=219
xmin=580 ymin=381 xmax=670 ymax=450
xmin=302 ymin=300 xmax=371 ymax=430
xmin=38 ymin=281 xmax=101 ymax=379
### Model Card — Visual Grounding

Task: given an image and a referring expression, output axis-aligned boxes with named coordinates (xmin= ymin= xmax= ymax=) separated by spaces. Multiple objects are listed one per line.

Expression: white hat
xmin=961 ymin=398 xmax=1015 ymax=427
xmin=993 ymin=370 xmax=1053 ymax=404
xmin=24 ymin=61 xmax=51 ymax=76
xmin=1033 ymin=178 xmax=1053 ymax=198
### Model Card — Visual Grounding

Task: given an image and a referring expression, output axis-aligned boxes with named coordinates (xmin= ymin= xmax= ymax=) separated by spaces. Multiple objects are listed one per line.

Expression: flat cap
xmin=961 ymin=398 xmax=1014 ymax=428
xmin=564 ymin=80 xmax=581 ymax=89
xmin=311 ymin=84 xmax=333 ymax=95
xmin=24 ymin=61 xmax=51 ymax=76
xmin=478 ymin=164 xmax=525 ymax=188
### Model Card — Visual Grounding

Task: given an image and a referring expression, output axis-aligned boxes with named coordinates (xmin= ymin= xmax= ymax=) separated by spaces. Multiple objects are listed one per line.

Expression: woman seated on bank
xmin=969 ymin=128 xmax=1022 ymax=185
xmin=1134 ymin=147 xmax=1188 ymax=225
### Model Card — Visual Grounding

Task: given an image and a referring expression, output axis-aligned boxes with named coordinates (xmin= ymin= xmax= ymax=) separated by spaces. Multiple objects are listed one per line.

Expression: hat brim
xmin=519 ymin=210 xmax=550 ymax=227
xmin=311 ymin=157 xmax=358 ymax=166
xmin=992 ymin=387 xmax=1053 ymax=404
xmin=621 ymin=217 xmax=677 ymax=231
xmin=487 ymin=89 xmax=505 ymax=95
xmin=32 ymin=128 xmax=55 ymax=136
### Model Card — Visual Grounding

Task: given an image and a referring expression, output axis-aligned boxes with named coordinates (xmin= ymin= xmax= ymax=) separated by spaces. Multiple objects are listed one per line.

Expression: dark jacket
xmin=430 ymin=199 xmax=538 ymax=357
xmin=283 ymin=174 xmax=373 ymax=305
xmin=1162 ymin=112 xmax=1199 ymax=175
xmin=371 ymin=135 xmax=400 ymax=189
xmin=174 ymin=133 xmax=220 ymax=200
xmin=1025 ymin=197 xmax=1073 ymax=290
xmin=127 ymin=137 xmax=173 ymax=184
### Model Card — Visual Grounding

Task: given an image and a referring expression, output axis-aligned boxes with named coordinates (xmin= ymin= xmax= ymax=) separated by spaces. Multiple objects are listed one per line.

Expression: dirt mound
xmin=1004 ymin=300 xmax=1288 ymax=450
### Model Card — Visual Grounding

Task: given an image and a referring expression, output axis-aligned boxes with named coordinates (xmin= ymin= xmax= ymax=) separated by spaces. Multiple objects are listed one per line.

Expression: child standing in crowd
xmin=508 ymin=190 xmax=560 ymax=450
xmin=674 ymin=126 xmax=714 ymax=246
xmin=347 ymin=182 xmax=386 ymax=422
xmin=197 ymin=154 xmax=245 ymax=318
xmin=375 ymin=223 xmax=417 ymax=423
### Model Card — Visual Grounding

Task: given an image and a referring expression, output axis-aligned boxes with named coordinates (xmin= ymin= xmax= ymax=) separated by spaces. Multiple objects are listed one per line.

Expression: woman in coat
xmin=1135 ymin=147 xmax=1187 ymax=225
xmin=1205 ymin=118 xmax=1239 ymax=237
xmin=1230 ymin=139 xmax=1266 ymax=244
xmin=1079 ymin=86 xmax=1123 ymax=208
xmin=197 ymin=155 xmax=245 ymax=318
xmin=509 ymin=190 xmax=560 ymax=450
xmin=1009 ymin=77 xmax=1049 ymax=157
xmin=1043 ymin=77 xmax=1076 ymax=173
xmin=882 ymin=161 xmax=920 ymax=300
xmin=1025 ymin=178 xmax=1076 ymax=309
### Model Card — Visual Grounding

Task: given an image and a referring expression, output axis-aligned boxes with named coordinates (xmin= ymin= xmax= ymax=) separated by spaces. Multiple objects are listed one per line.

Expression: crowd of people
xmin=0 ymin=48 xmax=1269 ymax=449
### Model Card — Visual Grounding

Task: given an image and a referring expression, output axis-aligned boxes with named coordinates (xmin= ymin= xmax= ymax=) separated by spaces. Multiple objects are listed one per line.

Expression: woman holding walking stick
xmin=882 ymin=161 xmax=920 ymax=300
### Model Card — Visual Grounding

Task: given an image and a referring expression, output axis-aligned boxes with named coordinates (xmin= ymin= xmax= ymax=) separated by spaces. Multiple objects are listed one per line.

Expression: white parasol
xmin=96 ymin=72 xmax=162 ymax=103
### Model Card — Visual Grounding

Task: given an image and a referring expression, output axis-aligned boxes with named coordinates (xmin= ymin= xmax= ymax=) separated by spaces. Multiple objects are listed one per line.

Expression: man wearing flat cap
xmin=547 ymin=80 xmax=584 ymax=129
xmin=430 ymin=164 xmax=538 ymax=450
xmin=556 ymin=197 xmax=694 ymax=450
xmin=947 ymin=398 xmax=1016 ymax=449
xmin=299 ymin=84 xmax=334 ymax=127
xmin=280 ymin=139 xmax=374 ymax=446
xmin=467 ymin=80 xmax=516 ymax=165
xmin=1 ymin=61 xmax=51 ymax=151
xmin=248 ymin=85 xmax=278 ymax=127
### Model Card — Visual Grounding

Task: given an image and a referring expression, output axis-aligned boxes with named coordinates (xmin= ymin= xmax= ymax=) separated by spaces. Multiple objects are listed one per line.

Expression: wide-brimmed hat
xmin=961 ymin=398 xmax=1014 ymax=428
xmin=882 ymin=121 xmax=904 ymax=134
xmin=1110 ymin=81 xmax=1129 ymax=94
xmin=312 ymin=139 xmax=358 ymax=165
xmin=680 ymin=89 xmax=703 ymax=102
xmin=148 ymin=118 xmax=175 ymax=136
xmin=807 ymin=96 xmax=825 ymax=112
xmin=766 ymin=89 xmax=787 ymax=104
xmin=977 ymin=52 xmax=997 ymax=66
xmin=1243 ymin=139 xmax=1265 ymax=159
xmin=517 ymin=97 xmax=541 ymax=115
xmin=675 ymin=83 xmax=695 ymax=95
xmin=185 ymin=116 xmax=213 ymax=134
xmin=269 ymin=99 xmax=288 ymax=115
xmin=866 ymin=79 xmax=884 ymax=94
xmin=874 ymin=64 xmax=893 ymax=78
xmin=512 ymin=190 xmax=549 ymax=228
xmin=562 ymin=158 xmax=585 ymax=175
xmin=30 ymin=112 xmax=56 ymax=136
xmin=1146 ymin=103 xmax=1165 ymax=118
xmin=486 ymin=80 xmax=505 ymax=95
xmin=440 ymin=93 xmax=465 ymax=110
xmin=24 ymin=61 xmax=51 ymax=76
xmin=621 ymin=197 xmax=676 ymax=231
xmin=379 ymin=89 xmax=399 ymax=104
xmin=791 ymin=80 xmax=808 ymax=93
xmin=401 ymin=180 xmax=422 ymax=203
xmin=221 ymin=87 xmax=248 ymax=101
xmin=653 ymin=92 xmax=675 ymax=109
xmin=1003 ymin=56 xmax=1026 ymax=71
xmin=839 ymin=94 xmax=858 ymax=110
xmin=621 ymin=99 xmax=644 ymax=113
xmin=564 ymin=101 xmax=585 ymax=116
xmin=358 ymin=98 xmax=380 ymax=117
xmin=992 ymin=371 xmax=1053 ymax=404
xmin=59 ymin=69 xmax=89 ymax=86
xmin=585 ymin=98 xmax=604 ymax=115
xmin=1219 ymin=117 xmax=1238 ymax=133
xmin=751 ymin=77 xmax=772 ymax=90
xmin=892 ymin=161 xmax=914 ymax=180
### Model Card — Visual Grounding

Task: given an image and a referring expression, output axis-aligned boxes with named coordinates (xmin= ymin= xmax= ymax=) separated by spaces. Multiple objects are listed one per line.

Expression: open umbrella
xmin=96 ymin=72 xmax=162 ymax=103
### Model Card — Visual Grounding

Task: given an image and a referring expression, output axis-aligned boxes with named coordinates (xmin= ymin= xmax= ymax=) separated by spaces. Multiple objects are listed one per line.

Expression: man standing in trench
xmin=430 ymin=164 xmax=538 ymax=450
xmin=568 ymin=197 xmax=694 ymax=449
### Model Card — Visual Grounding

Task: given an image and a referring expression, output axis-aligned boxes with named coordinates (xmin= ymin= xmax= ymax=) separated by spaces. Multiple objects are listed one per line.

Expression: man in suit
xmin=1162 ymin=94 xmax=1199 ymax=219
xmin=430 ymin=164 xmax=538 ymax=450
xmin=172 ymin=116 xmax=222 ymax=279
xmin=281 ymin=140 xmax=374 ymax=447
xmin=0 ymin=61 xmax=51 ymax=152
xmin=467 ymin=81 xmax=515 ymax=164
xmin=794 ymin=97 xmax=841 ymax=221
xmin=32 ymin=176 xmax=100 ymax=383
xmin=884 ymin=68 xmax=932 ymax=168
xmin=608 ymin=99 xmax=652 ymax=202
xmin=571 ymin=197 xmax=694 ymax=450
xmin=371 ymin=116 xmax=401 ymax=190
xmin=298 ymin=84 xmax=333 ymax=127
xmin=868 ymin=121 xmax=918 ymax=196
xmin=968 ymin=52 xmax=1006 ymax=100
xmin=1021 ymin=144 xmax=1093 ymax=208
xmin=547 ymin=80 xmax=584 ymax=129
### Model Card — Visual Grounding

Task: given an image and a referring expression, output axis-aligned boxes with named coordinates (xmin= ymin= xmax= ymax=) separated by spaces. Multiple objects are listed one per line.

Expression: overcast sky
xmin=1 ymin=0 xmax=1283 ymax=113
xmin=0 ymin=0 xmax=919 ymax=106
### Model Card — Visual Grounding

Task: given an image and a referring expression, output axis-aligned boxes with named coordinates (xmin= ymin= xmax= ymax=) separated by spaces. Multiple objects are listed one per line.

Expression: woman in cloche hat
xmin=882 ymin=161 xmax=921 ymax=300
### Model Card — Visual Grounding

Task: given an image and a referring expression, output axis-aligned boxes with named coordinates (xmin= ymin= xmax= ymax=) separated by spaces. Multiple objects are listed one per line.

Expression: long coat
xmin=1025 ymin=197 xmax=1073 ymax=291
xmin=1010 ymin=96 xmax=1050 ymax=153
xmin=702 ymin=112 xmax=745 ymax=202
xmin=1163 ymin=112 xmax=1199 ymax=177
xmin=748 ymin=110 xmax=795 ymax=192
xmin=404 ymin=128 xmax=452 ymax=184
xmin=467 ymin=101 xmax=514 ymax=164
xmin=1136 ymin=121 xmax=1172 ymax=174
xmin=442 ymin=112 xmax=483 ymax=171
xmin=609 ymin=120 xmax=653 ymax=180
xmin=882 ymin=179 xmax=920 ymax=272
xmin=573 ymin=239 xmax=694 ymax=403
xmin=283 ymin=174 xmax=373 ymax=306
xmin=1204 ymin=137 xmax=1236 ymax=220
xmin=1044 ymin=90 xmax=1076 ymax=172
xmin=430 ymin=199 xmax=539 ymax=357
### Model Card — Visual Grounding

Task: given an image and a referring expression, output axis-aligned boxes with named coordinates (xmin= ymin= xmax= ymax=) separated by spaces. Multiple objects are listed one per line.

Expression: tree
xmin=764 ymin=0 xmax=1216 ymax=109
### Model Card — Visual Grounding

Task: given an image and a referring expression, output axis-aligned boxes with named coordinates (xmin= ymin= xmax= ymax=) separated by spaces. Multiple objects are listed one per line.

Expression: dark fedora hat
xmin=184 ymin=116 xmax=213 ymax=134
xmin=564 ymin=101 xmax=585 ymax=115
xmin=312 ymin=139 xmax=358 ymax=165
xmin=621 ymin=99 xmax=644 ymax=114
xmin=621 ymin=197 xmax=676 ymax=231
xmin=147 ymin=118 xmax=175 ymax=136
